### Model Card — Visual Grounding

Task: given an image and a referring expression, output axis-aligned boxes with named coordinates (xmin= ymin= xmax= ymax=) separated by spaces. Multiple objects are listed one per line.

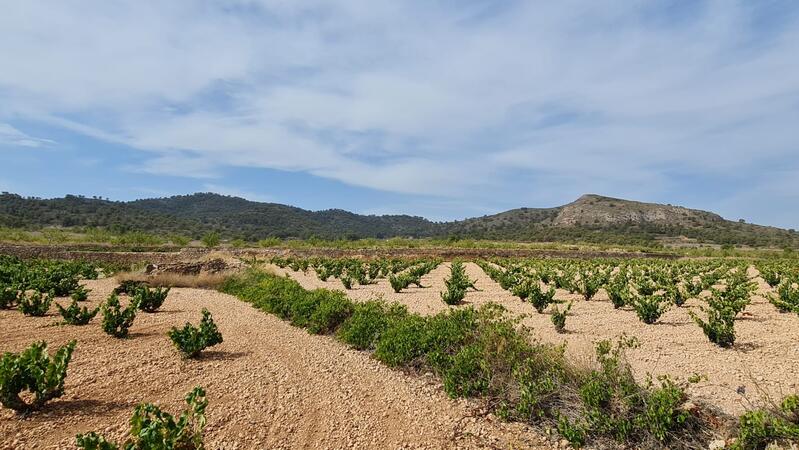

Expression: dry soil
xmin=272 ymin=262 xmax=799 ymax=417
xmin=1 ymin=277 xmax=554 ymax=450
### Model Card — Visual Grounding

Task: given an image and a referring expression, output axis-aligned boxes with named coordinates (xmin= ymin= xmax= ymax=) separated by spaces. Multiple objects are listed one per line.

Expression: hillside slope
xmin=0 ymin=192 xmax=796 ymax=247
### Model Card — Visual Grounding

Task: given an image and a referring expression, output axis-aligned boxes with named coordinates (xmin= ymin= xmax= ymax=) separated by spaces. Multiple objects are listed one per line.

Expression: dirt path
xmin=272 ymin=262 xmax=799 ymax=416
xmin=1 ymin=278 xmax=553 ymax=450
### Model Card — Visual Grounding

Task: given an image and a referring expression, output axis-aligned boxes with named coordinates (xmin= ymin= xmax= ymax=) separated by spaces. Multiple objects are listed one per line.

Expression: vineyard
xmin=266 ymin=255 xmax=799 ymax=447
xmin=1 ymin=252 xmax=799 ymax=449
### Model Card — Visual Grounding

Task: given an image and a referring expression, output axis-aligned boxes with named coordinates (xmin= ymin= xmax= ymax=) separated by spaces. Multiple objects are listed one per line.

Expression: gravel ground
xmin=273 ymin=262 xmax=799 ymax=416
xmin=0 ymin=277 xmax=555 ymax=450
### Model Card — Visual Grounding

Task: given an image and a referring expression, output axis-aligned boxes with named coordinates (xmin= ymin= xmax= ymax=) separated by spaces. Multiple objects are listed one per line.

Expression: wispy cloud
xmin=0 ymin=123 xmax=54 ymax=148
xmin=0 ymin=1 xmax=798 ymax=225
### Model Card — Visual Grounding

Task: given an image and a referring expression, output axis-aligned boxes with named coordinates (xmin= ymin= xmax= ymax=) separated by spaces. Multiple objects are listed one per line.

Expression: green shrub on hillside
xmin=201 ymin=231 xmax=220 ymax=248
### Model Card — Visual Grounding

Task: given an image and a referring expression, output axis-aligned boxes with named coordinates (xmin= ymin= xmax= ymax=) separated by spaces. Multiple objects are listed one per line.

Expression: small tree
xmin=0 ymin=340 xmax=76 ymax=412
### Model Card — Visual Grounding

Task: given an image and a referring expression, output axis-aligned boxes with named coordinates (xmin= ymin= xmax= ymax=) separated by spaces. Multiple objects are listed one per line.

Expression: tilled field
xmin=0 ymin=277 xmax=554 ymax=450
xmin=272 ymin=262 xmax=799 ymax=417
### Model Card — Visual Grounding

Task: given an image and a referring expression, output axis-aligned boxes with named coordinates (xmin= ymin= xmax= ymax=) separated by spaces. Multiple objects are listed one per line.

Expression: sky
xmin=0 ymin=1 xmax=798 ymax=227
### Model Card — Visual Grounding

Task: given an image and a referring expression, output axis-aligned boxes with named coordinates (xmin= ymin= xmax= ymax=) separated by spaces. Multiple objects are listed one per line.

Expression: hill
xmin=0 ymin=192 xmax=796 ymax=248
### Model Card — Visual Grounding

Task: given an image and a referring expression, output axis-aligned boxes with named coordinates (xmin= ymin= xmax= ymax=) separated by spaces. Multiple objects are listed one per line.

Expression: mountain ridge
xmin=0 ymin=192 xmax=796 ymax=248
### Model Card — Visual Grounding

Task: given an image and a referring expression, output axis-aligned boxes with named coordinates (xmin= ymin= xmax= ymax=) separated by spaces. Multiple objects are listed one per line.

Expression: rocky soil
xmin=272 ymin=262 xmax=799 ymax=416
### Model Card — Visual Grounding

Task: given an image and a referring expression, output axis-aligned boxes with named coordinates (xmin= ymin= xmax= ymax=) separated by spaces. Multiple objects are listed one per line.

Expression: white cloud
xmin=0 ymin=1 xmax=798 ymax=224
xmin=0 ymin=123 xmax=53 ymax=148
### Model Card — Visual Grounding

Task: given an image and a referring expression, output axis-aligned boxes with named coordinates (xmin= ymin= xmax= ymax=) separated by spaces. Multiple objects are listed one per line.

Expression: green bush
xmin=340 ymin=275 xmax=353 ymax=290
xmin=374 ymin=314 xmax=428 ymax=367
xmin=666 ymin=285 xmax=687 ymax=307
xmin=550 ymin=301 xmax=572 ymax=333
xmin=731 ymin=395 xmax=799 ymax=450
xmin=689 ymin=306 xmax=735 ymax=347
xmin=113 ymin=280 xmax=148 ymax=295
xmin=57 ymin=300 xmax=99 ymax=325
xmin=134 ymin=286 xmax=170 ymax=313
xmin=510 ymin=278 xmax=535 ymax=300
xmin=443 ymin=344 xmax=490 ymax=398
xmin=607 ymin=284 xmax=629 ymax=309
xmin=638 ymin=377 xmax=691 ymax=441
xmin=70 ymin=285 xmax=91 ymax=302
xmin=201 ymin=231 xmax=220 ymax=248
xmin=440 ymin=261 xmax=476 ymax=305
xmin=220 ymin=269 xmax=710 ymax=449
xmin=0 ymin=340 xmax=76 ymax=412
xmin=76 ymin=387 xmax=208 ymax=450
xmin=689 ymin=286 xmax=747 ymax=347
xmin=631 ymin=294 xmax=668 ymax=324
xmin=530 ymin=284 xmax=558 ymax=313
xmin=286 ymin=290 xmax=318 ymax=328
xmin=557 ymin=415 xmax=587 ymax=448
xmin=606 ymin=274 xmax=630 ymax=309
xmin=423 ymin=308 xmax=477 ymax=373
xmin=169 ymin=234 xmax=191 ymax=247
xmin=168 ymin=309 xmax=223 ymax=358
xmin=101 ymin=294 xmax=138 ymax=338
xmin=389 ymin=273 xmax=422 ymax=293
xmin=258 ymin=237 xmax=281 ymax=247
xmin=0 ymin=284 xmax=18 ymax=309
xmin=440 ymin=284 xmax=466 ymax=305
xmin=307 ymin=291 xmax=354 ymax=334
xmin=19 ymin=291 xmax=53 ymax=317
xmin=577 ymin=272 xmax=603 ymax=301
xmin=337 ymin=301 xmax=407 ymax=350
xmin=771 ymin=280 xmax=799 ymax=314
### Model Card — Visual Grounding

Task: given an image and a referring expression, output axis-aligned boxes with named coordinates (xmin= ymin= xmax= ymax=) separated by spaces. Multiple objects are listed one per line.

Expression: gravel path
xmin=1 ymin=277 xmax=553 ymax=450
xmin=272 ymin=262 xmax=799 ymax=416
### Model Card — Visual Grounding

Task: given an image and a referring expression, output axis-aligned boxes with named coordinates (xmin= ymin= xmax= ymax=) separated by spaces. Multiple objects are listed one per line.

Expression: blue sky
xmin=1 ymin=1 xmax=798 ymax=227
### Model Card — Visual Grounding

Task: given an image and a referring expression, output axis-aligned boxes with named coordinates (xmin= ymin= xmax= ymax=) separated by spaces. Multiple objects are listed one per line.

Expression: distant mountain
xmin=0 ymin=192 xmax=796 ymax=248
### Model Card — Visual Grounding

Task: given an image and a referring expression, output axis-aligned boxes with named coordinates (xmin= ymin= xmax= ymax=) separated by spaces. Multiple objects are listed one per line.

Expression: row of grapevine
xmin=272 ymin=256 xmax=439 ymax=289
xmin=477 ymin=258 xmax=795 ymax=345
xmin=1 ymin=261 xmax=220 ymax=450
xmin=272 ymin=256 xmax=443 ymax=292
